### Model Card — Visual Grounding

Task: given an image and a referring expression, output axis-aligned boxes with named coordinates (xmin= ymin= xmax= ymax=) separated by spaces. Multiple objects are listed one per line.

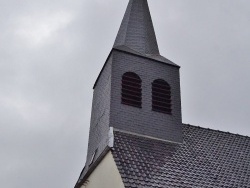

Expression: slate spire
xmin=114 ymin=0 xmax=160 ymax=55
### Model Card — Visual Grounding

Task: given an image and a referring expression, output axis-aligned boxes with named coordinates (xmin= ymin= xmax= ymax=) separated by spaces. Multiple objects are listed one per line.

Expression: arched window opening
xmin=121 ymin=72 xmax=142 ymax=108
xmin=152 ymin=79 xmax=172 ymax=114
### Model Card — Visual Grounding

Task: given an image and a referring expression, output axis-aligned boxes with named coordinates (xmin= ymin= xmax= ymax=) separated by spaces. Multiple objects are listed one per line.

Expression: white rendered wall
xmin=80 ymin=151 xmax=125 ymax=188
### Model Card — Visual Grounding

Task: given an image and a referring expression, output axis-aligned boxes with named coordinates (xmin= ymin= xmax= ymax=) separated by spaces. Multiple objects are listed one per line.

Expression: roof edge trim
xmin=113 ymin=128 xmax=182 ymax=144
xmin=74 ymin=146 xmax=111 ymax=188
xmin=183 ymin=123 xmax=250 ymax=139
xmin=113 ymin=47 xmax=180 ymax=68
xmin=93 ymin=50 xmax=113 ymax=89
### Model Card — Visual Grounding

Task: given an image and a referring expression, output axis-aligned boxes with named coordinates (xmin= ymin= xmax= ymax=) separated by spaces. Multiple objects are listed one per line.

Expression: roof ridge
xmin=183 ymin=123 xmax=250 ymax=138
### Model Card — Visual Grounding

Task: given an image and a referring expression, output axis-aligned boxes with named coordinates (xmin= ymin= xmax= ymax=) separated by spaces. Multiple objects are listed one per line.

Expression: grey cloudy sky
xmin=0 ymin=0 xmax=250 ymax=187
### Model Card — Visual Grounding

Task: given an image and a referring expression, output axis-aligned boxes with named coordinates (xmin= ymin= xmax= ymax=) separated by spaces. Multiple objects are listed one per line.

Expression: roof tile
xmin=112 ymin=124 xmax=250 ymax=187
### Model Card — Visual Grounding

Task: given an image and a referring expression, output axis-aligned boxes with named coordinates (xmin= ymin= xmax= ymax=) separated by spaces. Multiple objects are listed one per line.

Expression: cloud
xmin=0 ymin=0 xmax=250 ymax=187
xmin=0 ymin=95 xmax=51 ymax=122
xmin=15 ymin=11 xmax=74 ymax=47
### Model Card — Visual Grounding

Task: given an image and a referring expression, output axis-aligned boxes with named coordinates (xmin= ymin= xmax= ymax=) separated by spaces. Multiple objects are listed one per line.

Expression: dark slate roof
xmin=112 ymin=124 xmax=250 ymax=188
xmin=114 ymin=45 xmax=179 ymax=67
xmin=114 ymin=0 xmax=160 ymax=55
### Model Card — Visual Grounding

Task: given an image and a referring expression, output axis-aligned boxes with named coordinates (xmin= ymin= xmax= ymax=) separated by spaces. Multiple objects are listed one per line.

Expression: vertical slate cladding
xmin=114 ymin=0 xmax=159 ymax=55
xmin=85 ymin=55 xmax=112 ymax=168
xmin=110 ymin=50 xmax=182 ymax=143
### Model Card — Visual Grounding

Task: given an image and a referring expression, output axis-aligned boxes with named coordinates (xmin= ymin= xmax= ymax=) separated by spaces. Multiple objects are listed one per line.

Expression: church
xmin=75 ymin=0 xmax=250 ymax=187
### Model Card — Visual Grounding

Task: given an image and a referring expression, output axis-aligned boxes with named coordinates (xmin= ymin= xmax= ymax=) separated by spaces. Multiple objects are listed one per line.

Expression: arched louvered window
xmin=152 ymin=79 xmax=172 ymax=114
xmin=121 ymin=72 xmax=142 ymax=108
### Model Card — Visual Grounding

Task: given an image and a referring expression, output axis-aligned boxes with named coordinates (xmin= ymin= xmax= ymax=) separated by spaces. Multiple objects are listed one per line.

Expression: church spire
xmin=114 ymin=0 xmax=160 ymax=55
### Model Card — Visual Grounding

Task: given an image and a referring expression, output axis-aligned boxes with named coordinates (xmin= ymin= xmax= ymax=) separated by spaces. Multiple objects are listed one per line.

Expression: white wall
xmin=80 ymin=151 xmax=124 ymax=188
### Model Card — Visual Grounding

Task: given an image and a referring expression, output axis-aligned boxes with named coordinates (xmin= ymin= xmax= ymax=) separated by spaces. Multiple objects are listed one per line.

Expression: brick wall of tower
xmin=110 ymin=50 xmax=182 ymax=143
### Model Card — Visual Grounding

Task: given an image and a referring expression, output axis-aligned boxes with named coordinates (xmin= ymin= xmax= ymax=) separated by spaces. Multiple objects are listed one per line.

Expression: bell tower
xmin=77 ymin=0 xmax=182 ymax=184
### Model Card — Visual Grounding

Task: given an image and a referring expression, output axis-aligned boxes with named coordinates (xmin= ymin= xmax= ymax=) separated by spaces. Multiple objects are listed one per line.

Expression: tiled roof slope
xmin=112 ymin=124 xmax=250 ymax=188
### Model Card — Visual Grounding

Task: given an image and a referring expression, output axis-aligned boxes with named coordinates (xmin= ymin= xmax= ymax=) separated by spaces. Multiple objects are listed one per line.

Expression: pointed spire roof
xmin=114 ymin=0 xmax=160 ymax=55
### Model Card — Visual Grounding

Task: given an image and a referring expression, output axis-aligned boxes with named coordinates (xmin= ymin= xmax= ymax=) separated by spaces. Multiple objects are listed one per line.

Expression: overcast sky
xmin=1 ymin=0 xmax=250 ymax=187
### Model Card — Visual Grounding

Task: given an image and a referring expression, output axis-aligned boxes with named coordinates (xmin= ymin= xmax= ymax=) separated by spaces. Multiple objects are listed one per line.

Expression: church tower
xmin=73 ymin=1 xmax=250 ymax=187
xmin=76 ymin=0 xmax=182 ymax=186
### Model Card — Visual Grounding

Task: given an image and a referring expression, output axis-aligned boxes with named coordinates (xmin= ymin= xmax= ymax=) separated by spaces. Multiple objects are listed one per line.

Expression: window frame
xmin=152 ymin=79 xmax=172 ymax=114
xmin=121 ymin=72 xmax=142 ymax=108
